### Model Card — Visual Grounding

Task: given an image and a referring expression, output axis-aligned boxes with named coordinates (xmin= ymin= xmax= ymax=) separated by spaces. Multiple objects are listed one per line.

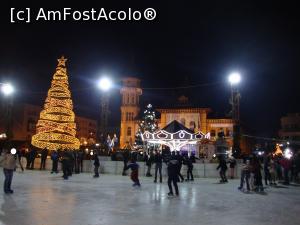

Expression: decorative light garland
xmin=39 ymin=111 xmax=74 ymax=122
xmin=142 ymin=126 xmax=210 ymax=151
xmin=41 ymin=106 xmax=74 ymax=116
xmin=45 ymin=97 xmax=73 ymax=109
xmin=37 ymin=120 xmax=76 ymax=129
xmin=31 ymin=56 xmax=80 ymax=150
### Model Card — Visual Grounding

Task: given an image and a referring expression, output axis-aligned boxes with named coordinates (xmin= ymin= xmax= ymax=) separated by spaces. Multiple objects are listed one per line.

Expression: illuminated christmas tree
xmin=31 ymin=56 xmax=80 ymax=150
xmin=141 ymin=104 xmax=158 ymax=132
xmin=134 ymin=104 xmax=158 ymax=148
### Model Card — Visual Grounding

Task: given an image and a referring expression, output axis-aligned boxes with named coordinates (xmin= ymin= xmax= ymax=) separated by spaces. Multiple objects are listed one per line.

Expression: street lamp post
xmin=97 ymin=77 xmax=112 ymax=144
xmin=0 ymin=83 xmax=14 ymax=148
xmin=228 ymin=73 xmax=241 ymax=158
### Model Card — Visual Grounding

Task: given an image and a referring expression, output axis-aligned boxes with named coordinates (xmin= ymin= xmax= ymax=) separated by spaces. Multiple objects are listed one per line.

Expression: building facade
xmin=279 ymin=113 xmax=300 ymax=142
xmin=157 ymin=108 xmax=233 ymax=145
xmin=0 ymin=103 xmax=97 ymax=147
xmin=75 ymin=116 xmax=97 ymax=146
xmin=119 ymin=77 xmax=234 ymax=150
xmin=119 ymin=77 xmax=142 ymax=147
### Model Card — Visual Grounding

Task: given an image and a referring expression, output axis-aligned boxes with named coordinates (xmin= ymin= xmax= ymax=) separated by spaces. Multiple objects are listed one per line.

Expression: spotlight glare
xmin=228 ymin=72 xmax=241 ymax=85
xmin=98 ymin=77 xmax=112 ymax=91
xmin=1 ymin=83 xmax=14 ymax=96
xmin=284 ymin=148 xmax=293 ymax=159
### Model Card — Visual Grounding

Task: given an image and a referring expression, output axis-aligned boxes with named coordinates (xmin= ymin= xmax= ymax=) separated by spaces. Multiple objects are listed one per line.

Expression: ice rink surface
xmin=0 ymin=171 xmax=299 ymax=225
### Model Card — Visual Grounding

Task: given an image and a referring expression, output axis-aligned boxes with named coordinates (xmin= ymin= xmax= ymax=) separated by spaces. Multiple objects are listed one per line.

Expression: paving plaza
xmin=0 ymin=171 xmax=299 ymax=225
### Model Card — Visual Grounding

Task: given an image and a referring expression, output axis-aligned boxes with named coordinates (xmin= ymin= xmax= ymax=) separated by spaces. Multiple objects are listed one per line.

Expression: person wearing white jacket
xmin=0 ymin=149 xmax=21 ymax=194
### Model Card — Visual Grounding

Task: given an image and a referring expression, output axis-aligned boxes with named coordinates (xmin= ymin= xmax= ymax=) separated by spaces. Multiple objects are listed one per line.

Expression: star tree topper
xmin=57 ymin=56 xmax=67 ymax=67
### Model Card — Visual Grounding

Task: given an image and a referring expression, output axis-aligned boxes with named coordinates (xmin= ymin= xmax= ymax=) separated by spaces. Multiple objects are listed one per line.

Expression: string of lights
xmin=18 ymin=80 xmax=221 ymax=96
xmin=31 ymin=56 xmax=80 ymax=150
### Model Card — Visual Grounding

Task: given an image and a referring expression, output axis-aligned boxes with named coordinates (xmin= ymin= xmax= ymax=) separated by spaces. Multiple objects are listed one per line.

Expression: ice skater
xmin=125 ymin=158 xmax=141 ymax=187
xmin=176 ymin=151 xmax=184 ymax=182
xmin=51 ymin=150 xmax=59 ymax=173
xmin=40 ymin=148 xmax=48 ymax=170
xmin=0 ymin=148 xmax=23 ymax=194
xmin=216 ymin=156 xmax=228 ymax=183
xmin=252 ymin=154 xmax=264 ymax=192
xmin=184 ymin=154 xmax=194 ymax=181
xmin=167 ymin=152 xmax=179 ymax=196
xmin=228 ymin=156 xmax=237 ymax=179
xmin=60 ymin=150 xmax=71 ymax=180
xmin=153 ymin=150 xmax=163 ymax=183
xmin=238 ymin=158 xmax=251 ymax=192
xmin=93 ymin=151 xmax=100 ymax=178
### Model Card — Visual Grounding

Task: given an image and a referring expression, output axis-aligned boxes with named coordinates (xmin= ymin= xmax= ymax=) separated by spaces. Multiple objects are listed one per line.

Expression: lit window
xmin=127 ymin=127 xmax=132 ymax=136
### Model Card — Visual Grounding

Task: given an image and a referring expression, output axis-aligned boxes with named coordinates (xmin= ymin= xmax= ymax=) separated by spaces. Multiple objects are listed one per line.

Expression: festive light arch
xmin=141 ymin=120 xmax=210 ymax=151
xmin=31 ymin=56 xmax=80 ymax=150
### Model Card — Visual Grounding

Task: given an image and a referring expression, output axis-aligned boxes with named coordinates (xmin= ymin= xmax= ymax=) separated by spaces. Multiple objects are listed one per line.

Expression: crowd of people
xmin=122 ymin=150 xmax=199 ymax=197
xmin=238 ymin=152 xmax=300 ymax=193
xmin=0 ymin=147 xmax=88 ymax=193
xmin=1 ymin=146 xmax=300 ymax=197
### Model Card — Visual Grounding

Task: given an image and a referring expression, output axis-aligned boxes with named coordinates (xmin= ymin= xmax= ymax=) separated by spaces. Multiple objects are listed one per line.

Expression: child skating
xmin=125 ymin=159 xmax=141 ymax=187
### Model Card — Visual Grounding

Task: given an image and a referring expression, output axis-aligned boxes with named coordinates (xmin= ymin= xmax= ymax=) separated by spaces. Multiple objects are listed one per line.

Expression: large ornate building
xmin=119 ymin=77 xmax=234 ymax=149
xmin=279 ymin=113 xmax=300 ymax=142
xmin=120 ymin=77 xmax=142 ymax=147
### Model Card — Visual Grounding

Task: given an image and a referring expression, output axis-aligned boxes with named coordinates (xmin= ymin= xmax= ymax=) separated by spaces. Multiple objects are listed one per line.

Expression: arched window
xmin=127 ymin=127 xmax=132 ymax=136
xmin=210 ymin=130 xmax=216 ymax=137
xmin=127 ymin=94 xmax=130 ymax=104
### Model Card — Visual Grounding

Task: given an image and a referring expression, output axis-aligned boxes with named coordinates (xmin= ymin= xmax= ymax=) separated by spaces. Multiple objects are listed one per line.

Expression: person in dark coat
xmin=228 ymin=156 xmax=237 ymax=179
xmin=216 ymin=156 xmax=228 ymax=183
xmin=145 ymin=152 xmax=153 ymax=177
xmin=60 ymin=150 xmax=71 ymax=180
xmin=153 ymin=150 xmax=163 ymax=183
xmin=176 ymin=151 xmax=184 ymax=182
xmin=25 ymin=149 xmax=31 ymax=169
xmin=252 ymin=154 xmax=264 ymax=192
xmin=275 ymin=157 xmax=283 ymax=180
xmin=122 ymin=148 xmax=130 ymax=176
xmin=29 ymin=148 xmax=37 ymax=169
xmin=263 ymin=155 xmax=271 ymax=185
xmin=185 ymin=154 xmax=194 ymax=181
xmin=40 ymin=148 xmax=49 ymax=170
xmin=93 ymin=152 xmax=100 ymax=178
xmin=167 ymin=152 xmax=179 ymax=196
xmin=68 ymin=150 xmax=75 ymax=175
xmin=77 ymin=149 xmax=84 ymax=173
xmin=125 ymin=159 xmax=141 ymax=187
xmin=51 ymin=150 xmax=59 ymax=173
xmin=294 ymin=153 xmax=300 ymax=183
xmin=74 ymin=150 xmax=79 ymax=174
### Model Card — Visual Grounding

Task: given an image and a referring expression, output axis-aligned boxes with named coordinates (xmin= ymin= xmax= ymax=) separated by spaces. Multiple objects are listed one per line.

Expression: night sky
xmin=1 ymin=1 xmax=300 ymax=137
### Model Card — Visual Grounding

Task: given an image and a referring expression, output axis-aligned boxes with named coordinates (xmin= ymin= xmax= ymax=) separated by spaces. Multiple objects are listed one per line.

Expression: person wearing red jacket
xmin=280 ymin=158 xmax=292 ymax=185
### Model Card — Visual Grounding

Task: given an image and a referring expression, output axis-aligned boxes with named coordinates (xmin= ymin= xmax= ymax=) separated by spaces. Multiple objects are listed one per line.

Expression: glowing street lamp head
xmin=1 ymin=83 xmax=14 ymax=96
xmin=228 ymin=72 xmax=241 ymax=85
xmin=284 ymin=148 xmax=293 ymax=159
xmin=98 ymin=77 xmax=112 ymax=91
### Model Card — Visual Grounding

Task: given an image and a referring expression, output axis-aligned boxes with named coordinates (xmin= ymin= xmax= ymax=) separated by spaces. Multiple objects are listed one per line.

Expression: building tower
xmin=120 ymin=77 xmax=142 ymax=148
